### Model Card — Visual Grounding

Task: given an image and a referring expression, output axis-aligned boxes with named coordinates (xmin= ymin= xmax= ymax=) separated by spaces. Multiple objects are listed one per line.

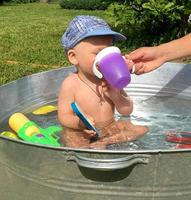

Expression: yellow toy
xmin=0 ymin=131 xmax=18 ymax=139
xmin=9 ymin=113 xmax=62 ymax=147
xmin=32 ymin=105 xmax=57 ymax=115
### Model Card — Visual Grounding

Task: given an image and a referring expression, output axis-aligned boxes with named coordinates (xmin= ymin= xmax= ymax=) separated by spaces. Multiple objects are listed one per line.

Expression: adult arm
xmin=126 ymin=33 xmax=191 ymax=74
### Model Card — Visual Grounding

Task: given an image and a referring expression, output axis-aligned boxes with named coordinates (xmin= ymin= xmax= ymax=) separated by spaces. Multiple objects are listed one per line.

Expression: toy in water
xmin=9 ymin=113 xmax=62 ymax=147
xmin=166 ymin=131 xmax=191 ymax=144
xmin=93 ymin=46 xmax=131 ymax=89
xmin=0 ymin=131 xmax=18 ymax=139
xmin=71 ymin=102 xmax=99 ymax=138
xmin=166 ymin=131 xmax=191 ymax=149
xmin=176 ymin=144 xmax=191 ymax=149
xmin=32 ymin=105 xmax=57 ymax=115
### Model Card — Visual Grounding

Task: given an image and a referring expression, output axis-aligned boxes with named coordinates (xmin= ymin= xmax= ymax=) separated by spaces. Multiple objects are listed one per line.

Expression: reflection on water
xmin=0 ymin=95 xmax=191 ymax=151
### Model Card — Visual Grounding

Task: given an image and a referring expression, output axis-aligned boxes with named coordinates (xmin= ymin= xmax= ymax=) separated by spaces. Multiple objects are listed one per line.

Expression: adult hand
xmin=125 ymin=46 xmax=166 ymax=75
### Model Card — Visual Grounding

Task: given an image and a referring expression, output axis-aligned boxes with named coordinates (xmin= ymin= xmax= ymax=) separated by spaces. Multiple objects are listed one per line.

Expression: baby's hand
xmin=101 ymin=80 xmax=120 ymax=100
xmin=83 ymin=129 xmax=97 ymax=139
xmin=81 ymin=115 xmax=97 ymax=139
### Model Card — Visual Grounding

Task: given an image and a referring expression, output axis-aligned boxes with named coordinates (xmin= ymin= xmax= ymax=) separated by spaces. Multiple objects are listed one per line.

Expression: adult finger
xmin=126 ymin=48 xmax=145 ymax=61
xmin=133 ymin=62 xmax=145 ymax=74
xmin=124 ymin=58 xmax=134 ymax=71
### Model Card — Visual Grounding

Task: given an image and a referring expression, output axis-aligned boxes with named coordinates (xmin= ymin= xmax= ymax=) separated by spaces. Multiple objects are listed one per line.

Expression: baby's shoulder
xmin=60 ymin=73 xmax=79 ymax=89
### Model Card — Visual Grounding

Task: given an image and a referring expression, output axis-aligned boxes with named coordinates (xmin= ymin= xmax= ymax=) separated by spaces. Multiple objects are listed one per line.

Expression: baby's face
xmin=73 ymin=36 xmax=113 ymax=75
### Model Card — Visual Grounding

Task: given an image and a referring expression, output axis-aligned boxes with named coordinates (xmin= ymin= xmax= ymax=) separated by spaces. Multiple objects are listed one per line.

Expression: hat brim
xmin=85 ymin=29 xmax=126 ymax=41
xmin=72 ymin=29 xmax=126 ymax=48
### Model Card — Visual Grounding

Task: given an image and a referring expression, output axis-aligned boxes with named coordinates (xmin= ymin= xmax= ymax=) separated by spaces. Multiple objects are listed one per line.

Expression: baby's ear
xmin=67 ymin=49 xmax=78 ymax=65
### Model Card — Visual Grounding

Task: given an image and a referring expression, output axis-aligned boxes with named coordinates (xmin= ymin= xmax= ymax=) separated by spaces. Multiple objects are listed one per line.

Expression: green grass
xmin=0 ymin=3 xmax=106 ymax=85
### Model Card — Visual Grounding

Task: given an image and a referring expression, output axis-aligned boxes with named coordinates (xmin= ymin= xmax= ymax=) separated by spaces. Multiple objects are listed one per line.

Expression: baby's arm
xmin=58 ymin=77 xmax=83 ymax=130
xmin=110 ymin=89 xmax=133 ymax=116
xmin=58 ymin=76 xmax=97 ymax=138
xmin=102 ymin=81 xmax=133 ymax=116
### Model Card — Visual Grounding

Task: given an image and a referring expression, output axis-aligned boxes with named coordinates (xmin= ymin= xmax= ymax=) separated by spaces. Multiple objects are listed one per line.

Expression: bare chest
xmin=74 ymin=85 xmax=114 ymax=122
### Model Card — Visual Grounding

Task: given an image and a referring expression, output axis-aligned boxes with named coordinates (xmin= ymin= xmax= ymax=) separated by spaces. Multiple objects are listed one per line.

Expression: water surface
xmin=1 ymin=94 xmax=190 ymax=151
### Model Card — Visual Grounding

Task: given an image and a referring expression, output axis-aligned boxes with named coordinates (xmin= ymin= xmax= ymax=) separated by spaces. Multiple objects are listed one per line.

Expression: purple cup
xmin=93 ymin=46 xmax=131 ymax=89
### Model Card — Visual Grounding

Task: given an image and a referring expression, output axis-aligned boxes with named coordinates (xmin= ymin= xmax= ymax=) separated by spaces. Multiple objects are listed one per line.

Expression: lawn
xmin=0 ymin=3 xmax=106 ymax=85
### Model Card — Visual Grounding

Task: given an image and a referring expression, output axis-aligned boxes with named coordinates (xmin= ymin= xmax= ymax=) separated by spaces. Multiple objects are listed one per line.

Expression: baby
xmin=58 ymin=15 xmax=148 ymax=149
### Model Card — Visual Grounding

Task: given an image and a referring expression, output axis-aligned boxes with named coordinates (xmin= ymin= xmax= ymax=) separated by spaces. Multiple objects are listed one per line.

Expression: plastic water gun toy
xmin=9 ymin=113 xmax=62 ymax=147
xmin=71 ymin=102 xmax=99 ymax=138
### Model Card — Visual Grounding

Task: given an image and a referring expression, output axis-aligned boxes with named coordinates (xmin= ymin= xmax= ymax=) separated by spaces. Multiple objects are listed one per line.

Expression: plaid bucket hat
xmin=61 ymin=15 xmax=126 ymax=52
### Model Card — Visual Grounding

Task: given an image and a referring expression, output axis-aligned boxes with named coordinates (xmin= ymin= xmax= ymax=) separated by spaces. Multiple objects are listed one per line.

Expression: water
xmin=111 ymin=95 xmax=191 ymax=150
xmin=0 ymin=95 xmax=191 ymax=151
